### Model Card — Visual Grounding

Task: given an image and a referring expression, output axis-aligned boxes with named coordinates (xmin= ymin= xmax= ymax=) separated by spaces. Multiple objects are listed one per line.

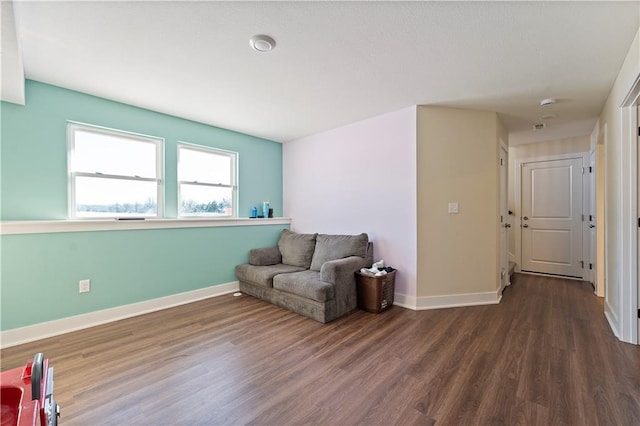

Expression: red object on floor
xmin=0 ymin=354 xmax=59 ymax=426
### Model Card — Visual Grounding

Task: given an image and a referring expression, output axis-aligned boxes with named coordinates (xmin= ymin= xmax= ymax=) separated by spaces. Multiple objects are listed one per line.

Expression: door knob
xmin=504 ymin=223 xmax=511 ymax=228
xmin=523 ymin=216 xmax=529 ymax=220
xmin=523 ymin=224 xmax=529 ymax=228
xmin=589 ymin=224 xmax=595 ymax=228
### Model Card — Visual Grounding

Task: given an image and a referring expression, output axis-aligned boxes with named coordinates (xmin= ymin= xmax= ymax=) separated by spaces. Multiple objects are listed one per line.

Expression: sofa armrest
xmin=320 ymin=256 xmax=368 ymax=283
xmin=320 ymin=256 xmax=369 ymax=316
xmin=249 ymin=247 xmax=282 ymax=266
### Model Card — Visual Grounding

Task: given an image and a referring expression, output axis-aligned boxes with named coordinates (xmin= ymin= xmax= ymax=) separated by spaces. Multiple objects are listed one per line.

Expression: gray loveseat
xmin=235 ymin=229 xmax=373 ymax=323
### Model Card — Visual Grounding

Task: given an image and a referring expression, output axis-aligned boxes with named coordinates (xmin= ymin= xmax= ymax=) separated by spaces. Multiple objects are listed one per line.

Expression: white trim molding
xmin=0 ymin=217 xmax=292 ymax=235
xmin=395 ymin=289 xmax=502 ymax=311
xmin=393 ymin=293 xmax=417 ymax=310
xmin=605 ymin=299 xmax=621 ymax=339
xmin=0 ymin=281 xmax=239 ymax=348
xmin=415 ymin=290 xmax=501 ymax=310
xmin=619 ymin=95 xmax=639 ymax=344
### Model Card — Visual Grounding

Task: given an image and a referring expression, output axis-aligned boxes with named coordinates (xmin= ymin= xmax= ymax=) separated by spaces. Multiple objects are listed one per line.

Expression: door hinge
xmin=582 ymin=214 xmax=585 ymax=222
xmin=581 ymin=167 xmax=585 ymax=174
xmin=500 ymin=158 xmax=503 ymax=166
xmin=580 ymin=260 xmax=584 ymax=268
xmin=638 ymin=308 xmax=640 ymax=319
xmin=638 ymin=127 xmax=640 ymax=137
xmin=589 ymin=263 xmax=593 ymax=270
xmin=638 ymin=217 xmax=640 ymax=228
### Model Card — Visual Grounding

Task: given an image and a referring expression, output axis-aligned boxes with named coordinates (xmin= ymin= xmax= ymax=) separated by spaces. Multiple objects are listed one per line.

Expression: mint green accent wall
xmin=1 ymin=80 xmax=283 ymax=220
xmin=0 ymin=80 xmax=285 ymax=331
xmin=1 ymin=225 xmax=285 ymax=330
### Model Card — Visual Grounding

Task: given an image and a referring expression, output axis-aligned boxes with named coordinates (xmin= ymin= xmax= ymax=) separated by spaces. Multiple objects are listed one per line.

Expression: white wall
xmin=283 ymin=107 xmax=417 ymax=297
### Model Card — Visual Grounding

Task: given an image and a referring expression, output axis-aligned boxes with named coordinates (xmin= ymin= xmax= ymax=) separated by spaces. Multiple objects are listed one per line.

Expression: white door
xmin=589 ymin=150 xmax=597 ymax=289
xmin=499 ymin=145 xmax=509 ymax=291
xmin=521 ymin=158 xmax=583 ymax=277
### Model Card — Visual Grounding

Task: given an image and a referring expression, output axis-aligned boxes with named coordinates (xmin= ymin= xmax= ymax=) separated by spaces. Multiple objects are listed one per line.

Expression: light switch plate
xmin=448 ymin=202 xmax=459 ymax=214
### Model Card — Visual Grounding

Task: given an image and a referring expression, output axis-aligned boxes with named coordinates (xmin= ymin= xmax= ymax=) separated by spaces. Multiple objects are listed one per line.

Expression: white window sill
xmin=0 ymin=217 xmax=292 ymax=235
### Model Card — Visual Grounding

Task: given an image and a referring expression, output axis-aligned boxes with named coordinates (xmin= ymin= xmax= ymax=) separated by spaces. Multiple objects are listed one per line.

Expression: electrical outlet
xmin=79 ymin=279 xmax=91 ymax=293
xmin=448 ymin=202 xmax=459 ymax=214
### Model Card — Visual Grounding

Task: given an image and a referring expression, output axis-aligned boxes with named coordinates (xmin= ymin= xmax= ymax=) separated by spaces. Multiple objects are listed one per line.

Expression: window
xmin=68 ymin=122 xmax=163 ymax=218
xmin=178 ymin=143 xmax=237 ymax=217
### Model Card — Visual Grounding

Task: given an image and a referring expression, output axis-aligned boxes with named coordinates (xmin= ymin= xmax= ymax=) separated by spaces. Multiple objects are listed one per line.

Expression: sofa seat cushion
xmin=235 ymin=263 xmax=305 ymax=288
xmin=310 ymin=233 xmax=369 ymax=271
xmin=273 ymin=270 xmax=335 ymax=302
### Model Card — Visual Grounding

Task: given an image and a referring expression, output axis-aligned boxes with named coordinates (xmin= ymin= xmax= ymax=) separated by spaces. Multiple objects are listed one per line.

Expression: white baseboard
xmin=604 ymin=299 xmax=620 ymax=338
xmin=393 ymin=293 xmax=417 ymax=310
xmin=0 ymin=281 xmax=239 ymax=348
xmin=393 ymin=289 xmax=502 ymax=311
xmin=415 ymin=290 xmax=501 ymax=310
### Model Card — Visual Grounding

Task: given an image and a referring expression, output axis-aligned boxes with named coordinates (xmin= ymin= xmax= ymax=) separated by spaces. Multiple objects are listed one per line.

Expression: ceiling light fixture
xmin=539 ymin=98 xmax=556 ymax=107
xmin=250 ymin=35 xmax=276 ymax=52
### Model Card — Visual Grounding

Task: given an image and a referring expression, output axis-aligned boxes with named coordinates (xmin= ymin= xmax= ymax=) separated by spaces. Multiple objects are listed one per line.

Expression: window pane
xmin=74 ymin=130 xmax=157 ymax=178
xmin=180 ymin=184 xmax=233 ymax=216
xmin=179 ymin=147 xmax=231 ymax=185
xmin=75 ymin=176 xmax=158 ymax=217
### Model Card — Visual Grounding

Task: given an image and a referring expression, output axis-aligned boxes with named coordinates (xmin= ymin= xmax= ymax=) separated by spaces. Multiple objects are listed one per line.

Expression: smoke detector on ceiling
xmin=533 ymin=123 xmax=546 ymax=131
xmin=250 ymin=35 xmax=276 ymax=52
xmin=539 ymin=98 xmax=556 ymax=107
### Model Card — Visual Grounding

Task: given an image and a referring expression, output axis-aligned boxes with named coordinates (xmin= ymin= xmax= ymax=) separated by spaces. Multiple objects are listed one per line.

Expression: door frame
xmin=619 ymin=76 xmax=639 ymax=345
xmin=589 ymin=147 xmax=597 ymax=291
xmin=499 ymin=141 xmax=509 ymax=293
xmin=514 ymin=151 xmax=590 ymax=280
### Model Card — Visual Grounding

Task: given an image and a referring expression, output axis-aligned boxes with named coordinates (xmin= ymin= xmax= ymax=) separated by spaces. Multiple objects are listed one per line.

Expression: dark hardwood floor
xmin=2 ymin=273 xmax=639 ymax=425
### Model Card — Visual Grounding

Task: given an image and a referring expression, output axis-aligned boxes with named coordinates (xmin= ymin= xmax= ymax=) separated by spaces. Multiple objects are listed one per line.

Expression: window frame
xmin=67 ymin=121 xmax=164 ymax=219
xmin=177 ymin=141 xmax=238 ymax=218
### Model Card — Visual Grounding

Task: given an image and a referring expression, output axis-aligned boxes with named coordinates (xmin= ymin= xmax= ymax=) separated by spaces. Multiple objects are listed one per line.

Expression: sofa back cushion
xmin=278 ymin=229 xmax=318 ymax=268
xmin=310 ymin=233 xmax=369 ymax=271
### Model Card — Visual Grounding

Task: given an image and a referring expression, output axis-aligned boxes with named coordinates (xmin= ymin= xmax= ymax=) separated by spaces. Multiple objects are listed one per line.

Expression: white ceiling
xmin=2 ymin=1 xmax=639 ymax=144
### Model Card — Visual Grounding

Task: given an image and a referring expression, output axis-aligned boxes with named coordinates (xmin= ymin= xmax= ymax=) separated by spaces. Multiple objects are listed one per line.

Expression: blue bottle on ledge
xmin=251 ymin=206 xmax=258 ymax=218
xmin=262 ymin=201 xmax=270 ymax=219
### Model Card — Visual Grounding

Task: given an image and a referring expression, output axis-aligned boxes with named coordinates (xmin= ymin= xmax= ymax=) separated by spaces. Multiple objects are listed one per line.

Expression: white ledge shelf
xmin=0 ymin=217 xmax=292 ymax=235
